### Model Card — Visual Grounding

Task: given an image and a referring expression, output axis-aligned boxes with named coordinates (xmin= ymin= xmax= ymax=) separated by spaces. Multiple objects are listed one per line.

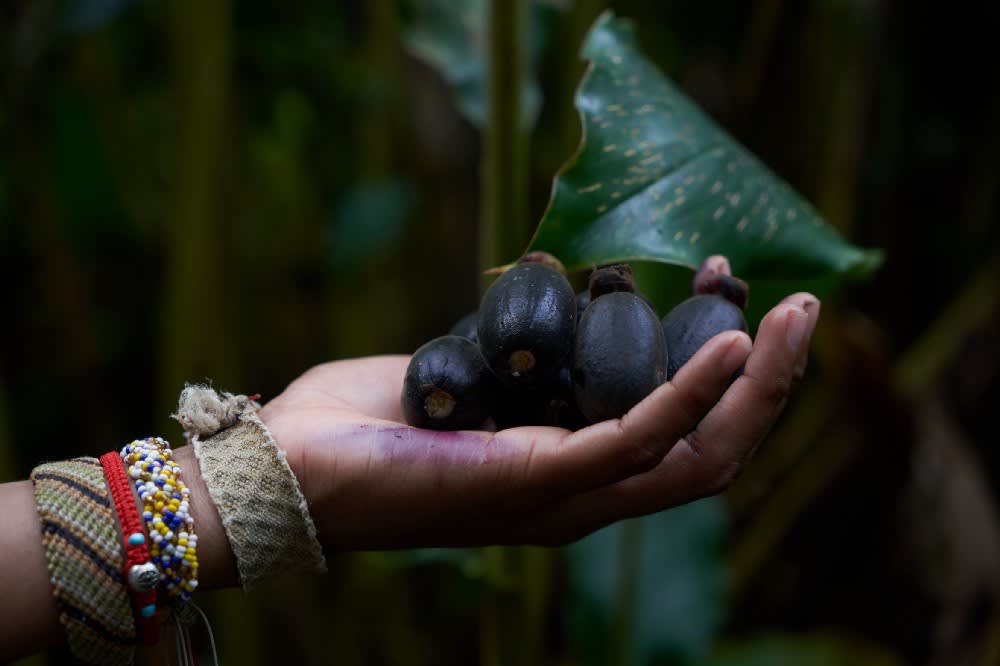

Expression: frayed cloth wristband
xmin=172 ymin=385 xmax=327 ymax=590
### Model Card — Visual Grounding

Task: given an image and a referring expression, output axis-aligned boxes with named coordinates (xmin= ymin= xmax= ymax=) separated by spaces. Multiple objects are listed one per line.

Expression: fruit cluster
xmin=401 ymin=254 xmax=749 ymax=431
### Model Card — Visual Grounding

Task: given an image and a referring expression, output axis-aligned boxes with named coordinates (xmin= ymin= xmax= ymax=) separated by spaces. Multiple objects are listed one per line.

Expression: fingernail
xmin=722 ymin=334 xmax=751 ymax=374
xmin=786 ymin=307 xmax=810 ymax=353
xmin=802 ymin=299 xmax=821 ymax=340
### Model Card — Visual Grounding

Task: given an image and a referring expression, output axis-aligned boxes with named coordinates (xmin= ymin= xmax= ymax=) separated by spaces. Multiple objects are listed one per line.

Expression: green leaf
xmin=630 ymin=260 xmax=842 ymax=331
xmin=528 ymin=11 xmax=882 ymax=280
xmin=567 ymin=498 xmax=728 ymax=666
xmin=402 ymin=0 xmax=558 ymax=130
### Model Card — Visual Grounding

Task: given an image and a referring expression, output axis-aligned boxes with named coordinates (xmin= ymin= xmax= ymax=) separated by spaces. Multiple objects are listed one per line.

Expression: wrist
xmin=172 ymin=444 xmax=239 ymax=591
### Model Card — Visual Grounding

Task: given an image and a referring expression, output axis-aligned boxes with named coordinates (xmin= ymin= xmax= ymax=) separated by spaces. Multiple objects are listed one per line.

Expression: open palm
xmin=258 ymin=293 xmax=818 ymax=551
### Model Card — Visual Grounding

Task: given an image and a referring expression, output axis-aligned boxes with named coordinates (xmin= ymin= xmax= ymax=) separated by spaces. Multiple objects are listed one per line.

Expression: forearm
xmin=0 ymin=480 xmax=62 ymax=660
xmin=0 ymin=445 xmax=237 ymax=662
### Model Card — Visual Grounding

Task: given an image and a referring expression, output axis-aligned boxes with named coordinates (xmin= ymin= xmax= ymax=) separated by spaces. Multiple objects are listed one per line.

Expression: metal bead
xmin=128 ymin=562 xmax=160 ymax=592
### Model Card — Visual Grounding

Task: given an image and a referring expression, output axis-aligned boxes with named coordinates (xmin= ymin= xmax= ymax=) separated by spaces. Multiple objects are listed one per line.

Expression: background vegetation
xmin=2 ymin=1 xmax=998 ymax=664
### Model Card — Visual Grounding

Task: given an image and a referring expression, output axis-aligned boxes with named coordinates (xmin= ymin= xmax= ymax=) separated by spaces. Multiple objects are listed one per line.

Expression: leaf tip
xmin=483 ymin=262 xmax=516 ymax=276
xmin=845 ymin=247 xmax=885 ymax=279
xmin=580 ymin=9 xmax=638 ymax=61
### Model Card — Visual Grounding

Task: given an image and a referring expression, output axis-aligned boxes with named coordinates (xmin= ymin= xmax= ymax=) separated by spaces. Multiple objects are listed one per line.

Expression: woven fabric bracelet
xmin=99 ymin=451 xmax=160 ymax=645
xmin=173 ymin=385 xmax=326 ymax=590
xmin=121 ymin=437 xmax=200 ymax=602
xmin=31 ymin=457 xmax=136 ymax=666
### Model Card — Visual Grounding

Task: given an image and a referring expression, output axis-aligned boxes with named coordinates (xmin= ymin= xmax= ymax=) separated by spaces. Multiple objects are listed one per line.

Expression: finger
xmin=673 ymin=299 xmax=815 ymax=484
xmin=329 ymin=329 xmax=750 ymax=494
xmin=726 ymin=294 xmax=819 ymax=466
xmin=524 ymin=298 xmax=818 ymax=544
xmin=328 ymin=333 xmax=745 ymax=492
xmin=525 ymin=330 xmax=751 ymax=492
xmin=779 ymin=293 xmax=821 ymax=389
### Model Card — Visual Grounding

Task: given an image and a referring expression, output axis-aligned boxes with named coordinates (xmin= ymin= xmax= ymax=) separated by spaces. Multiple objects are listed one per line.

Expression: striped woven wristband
xmin=31 ymin=457 xmax=136 ymax=666
xmin=99 ymin=451 xmax=160 ymax=645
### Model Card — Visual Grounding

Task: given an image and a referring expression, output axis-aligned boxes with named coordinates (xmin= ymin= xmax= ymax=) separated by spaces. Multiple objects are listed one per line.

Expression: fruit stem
xmin=696 ymin=273 xmax=750 ymax=310
xmin=589 ymin=264 xmax=636 ymax=300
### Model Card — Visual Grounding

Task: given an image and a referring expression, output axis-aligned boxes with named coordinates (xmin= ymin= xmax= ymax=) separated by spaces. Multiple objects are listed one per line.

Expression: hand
xmin=258 ymin=293 xmax=819 ymax=550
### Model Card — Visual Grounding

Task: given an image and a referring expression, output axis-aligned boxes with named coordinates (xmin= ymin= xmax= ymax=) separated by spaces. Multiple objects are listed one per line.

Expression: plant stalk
xmin=162 ymin=2 xmax=252 ymax=664
xmin=480 ymin=3 xmax=533 ymax=665
xmin=479 ymin=0 xmax=530 ymax=288
xmin=480 ymin=546 xmax=521 ymax=666
xmin=160 ymin=0 xmax=236 ymax=428
xmin=613 ymin=518 xmax=642 ymax=666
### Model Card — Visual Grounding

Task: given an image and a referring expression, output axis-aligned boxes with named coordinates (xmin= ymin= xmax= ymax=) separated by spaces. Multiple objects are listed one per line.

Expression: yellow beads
xmin=121 ymin=437 xmax=199 ymax=603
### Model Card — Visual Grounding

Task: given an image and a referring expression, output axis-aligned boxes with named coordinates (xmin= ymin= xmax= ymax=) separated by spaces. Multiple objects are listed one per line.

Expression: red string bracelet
xmin=100 ymin=450 xmax=160 ymax=645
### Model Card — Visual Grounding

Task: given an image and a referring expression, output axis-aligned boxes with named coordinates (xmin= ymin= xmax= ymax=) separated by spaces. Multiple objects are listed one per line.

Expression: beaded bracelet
xmin=121 ymin=437 xmax=200 ymax=602
xmin=99 ymin=451 xmax=160 ymax=645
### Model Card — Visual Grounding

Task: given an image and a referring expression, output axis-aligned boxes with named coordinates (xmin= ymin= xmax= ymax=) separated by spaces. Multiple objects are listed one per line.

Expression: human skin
xmin=0 ymin=287 xmax=819 ymax=662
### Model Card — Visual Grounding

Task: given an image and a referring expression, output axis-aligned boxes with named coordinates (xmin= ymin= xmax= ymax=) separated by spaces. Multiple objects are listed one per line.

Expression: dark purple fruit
xmin=492 ymin=387 xmax=551 ymax=429
xmin=573 ymin=291 xmax=668 ymax=423
xmin=552 ymin=367 xmax=588 ymax=431
xmin=448 ymin=311 xmax=478 ymax=343
xmin=492 ymin=366 xmax=587 ymax=431
xmin=401 ymin=335 xmax=498 ymax=430
xmin=661 ymin=295 xmax=748 ymax=380
xmin=576 ymin=290 xmax=591 ymax=320
xmin=477 ymin=262 xmax=576 ymax=387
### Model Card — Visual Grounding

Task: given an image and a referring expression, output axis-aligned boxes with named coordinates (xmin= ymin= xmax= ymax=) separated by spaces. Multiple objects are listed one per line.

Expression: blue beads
xmin=127 ymin=532 xmax=146 ymax=546
xmin=140 ymin=604 xmax=156 ymax=618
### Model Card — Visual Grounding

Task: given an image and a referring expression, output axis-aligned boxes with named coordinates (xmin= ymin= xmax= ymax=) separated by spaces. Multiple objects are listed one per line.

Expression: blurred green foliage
xmin=403 ymin=0 xmax=544 ymax=130
xmin=569 ymin=500 xmax=728 ymax=666
xmin=3 ymin=1 xmax=999 ymax=665
xmin=329 ymin=179 xmax=416 ymax=270
xmin=708 ymin=634 xmax=901 ymax=666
